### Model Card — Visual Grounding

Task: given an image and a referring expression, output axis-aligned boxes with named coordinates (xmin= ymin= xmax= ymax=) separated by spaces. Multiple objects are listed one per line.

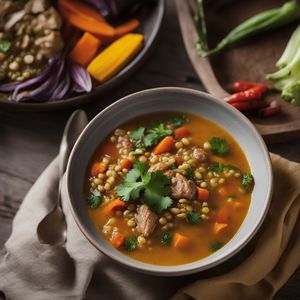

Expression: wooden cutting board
xmin=176 ymin=0 xmax=300 ymax=144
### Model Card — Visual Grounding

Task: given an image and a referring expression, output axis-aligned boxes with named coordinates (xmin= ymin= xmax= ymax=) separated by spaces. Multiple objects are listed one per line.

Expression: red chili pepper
xmin=226 ymin=83 xmax=268 ymax=104
xmin=231 ymin=100 xmax=269 ymax=111
xmin=232 ymin=81 xmax=254 ymax=92
xmin=259 ymin=102 xmax=282 ymax=117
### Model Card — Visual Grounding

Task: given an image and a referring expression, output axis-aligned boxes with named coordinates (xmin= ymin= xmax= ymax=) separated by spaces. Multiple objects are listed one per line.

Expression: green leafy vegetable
xmin=144 ymin=124 xmax=172 ymax=147
xmin=226 ymin=164 xmax=239 ymax=171
xmin=209 ymin=137 xmax=229 ymax=156
xmin=208 ymin=162 xmax=224 ymax=172
xmin=87 ymin=189 xmax=102 ymax=209
xmin=124 ymin=237 xmax=138 ymax=251
xmin=187 ymin=211 xmax=201 ymax=224
xmin=241 ymin=173 xmax=254 ymax=191
xmin=185 ymin=168 xmax=195 ymax=181
xmin=129 ymin=127 xmax=145 ymax=140
xmin=0 ymin=40 xmax=11 ymax=52
xmin=115 ymin=162 xmax=173 ymax=212
xmin=211 ymin=241 xmax=223 ymax=252
xmin=169 ymin=164 xmax=177 ymax=170
xmin=161 ymin=232 xmax=172 ymax=245
xmin=165 ymin=115 xmax=187 ymax=128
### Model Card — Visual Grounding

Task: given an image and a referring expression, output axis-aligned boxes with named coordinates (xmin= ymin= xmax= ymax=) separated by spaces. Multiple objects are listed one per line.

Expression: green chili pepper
xmin=196 ymin=0 xmax=300 ymax=57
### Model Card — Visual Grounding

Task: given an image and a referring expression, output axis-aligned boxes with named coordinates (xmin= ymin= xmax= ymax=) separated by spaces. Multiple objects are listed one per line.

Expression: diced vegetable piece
xmin=209 ymin=137 xmax=229 ymax=156
xmin=121 ymin=159 xmax=133 ymax=170
xmin=216 ymin=207 xmax=230 ymax=223
xmin=153 ymin=136 xmax=174 ymax=155
xmin=213 ymin=222 xmax=228 ymax=235
xmin=173 ymin=233 xmax=191 ymax=249
xmin=174 ymin=126 xmax=190 ymax=139
xmin=60 ymin=9 xmax=115 ymax=39
xmin=217 ymin=186 xmax=229 ymax=197
xmin=59 ymin=0 xmax=105 ymax=23
xmin=102 ymin=198 xmax=127 ymax=216
xmin=91 ymin=162 xmax=107 ymax=176
xmin=197 ymin=187 xmax=209 ymax=202
xmin=124 ymin=236 xmax=138 ymax=251
xmin=87 ymin=33 xmax=144 ymax=82
xmin=70 ymin=32 xmax=101 ymax=67
xmin=115 ymin=19 xmax=140 ymax=39
xmin=110 ymin=232 xmax=125 ymax=248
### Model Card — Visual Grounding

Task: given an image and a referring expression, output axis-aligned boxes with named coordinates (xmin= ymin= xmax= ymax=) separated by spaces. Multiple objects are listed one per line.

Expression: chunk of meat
xmin=117 ymin=135 xmax=133 ymax=156
xmin=192 ymin=147 xmax=208 ymax=162
xmin=148 ymin=162 xmax=168 ymax=173
xmin=135 ymin=205 xmax=157 ymax=237
xmin=170 ymin=173 xmax=197 ymax=200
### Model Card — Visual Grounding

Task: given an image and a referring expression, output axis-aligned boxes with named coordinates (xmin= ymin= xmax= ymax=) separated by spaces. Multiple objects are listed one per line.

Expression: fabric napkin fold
xmin=0 ymin=153 xmax=300 ymax=300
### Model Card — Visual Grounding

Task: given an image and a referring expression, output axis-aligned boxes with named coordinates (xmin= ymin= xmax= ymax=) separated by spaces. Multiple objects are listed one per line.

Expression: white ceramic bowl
xmin=66 ymin=87 xmax=273 ymax=276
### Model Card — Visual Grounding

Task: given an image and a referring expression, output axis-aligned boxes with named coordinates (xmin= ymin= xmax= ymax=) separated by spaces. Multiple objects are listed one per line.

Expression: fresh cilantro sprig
xmin=185 ymin=168 xmax=195 ymax=181
xmin=124 ymin=237 xmax=138 ymax=251
xmin=211 ymin=241 xmax=223 ymax=252
xmin=187 ymin=211 xmax=201 ymax=224
xmin=161 ymin=232 xmax=172 ymax=245
xmin=241 ymin=173 xmax=254 ymax=191
xmin=209 ymin=137 xmax=229 ymax=156
xmin=115 ymin=162 xmax=173 ymax=212
xmin=87 ymin=189 xmax=102 ymax=209
xmin=208 ymin=162 xmax=239 ymax=173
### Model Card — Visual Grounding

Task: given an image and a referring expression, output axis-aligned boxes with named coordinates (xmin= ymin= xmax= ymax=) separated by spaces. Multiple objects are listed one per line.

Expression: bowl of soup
xmin=66 ymin=87 xmax=272 ymax=275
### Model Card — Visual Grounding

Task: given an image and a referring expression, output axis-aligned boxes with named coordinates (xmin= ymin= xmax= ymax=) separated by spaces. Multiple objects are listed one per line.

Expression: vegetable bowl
xmin=0 ymin=0 xmax=165 ymax=111
xmin=66 ymin=87 xmax=273 ymax=275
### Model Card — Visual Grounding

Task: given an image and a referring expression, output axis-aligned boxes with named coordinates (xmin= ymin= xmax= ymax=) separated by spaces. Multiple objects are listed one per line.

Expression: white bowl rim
xmin=66 ymin=87 xmax=273 ymax=276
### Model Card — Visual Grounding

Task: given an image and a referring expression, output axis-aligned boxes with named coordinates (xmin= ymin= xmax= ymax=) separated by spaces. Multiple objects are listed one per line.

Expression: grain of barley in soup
xmin=85 ymin=113 xmax=254 ymax=266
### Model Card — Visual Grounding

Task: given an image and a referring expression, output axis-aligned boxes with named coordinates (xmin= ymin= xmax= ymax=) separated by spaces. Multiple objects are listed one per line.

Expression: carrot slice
xmin=174 ymin=127 xmax=190 ymax=139
xmin=115 ymin=19 xmax=140 ymax=38
xmin=173 ymin=233 xmax=191 ymax=249
xmin=153 ymin=136 xmax=174 ymax=155
xmin=60 ymin=10 xmax=115 ymax=38
xmin=59 ymin=0 xmax=105 ymax=23
xmin=110 ymin=231 xmax=125 ymax=248
xmin=121 ymin=159 xmax=133 ymax=170
xmin=216 ymin=207 xmax=230 ymax=223
xmin=91 ymin=162 xmax=107 ymax=176
xmin=214 ymin=222 xmax=228 ymax=235
xmin=102 ymin=199 xmax=127 ymax=216
xmin=197 ymin=187 xmax=209 ymax=202
xmin=70 ymin=32 xmax=101 ymax=67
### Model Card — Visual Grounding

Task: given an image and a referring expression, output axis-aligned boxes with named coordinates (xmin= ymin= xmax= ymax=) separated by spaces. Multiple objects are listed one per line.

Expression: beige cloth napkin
xmin=0 ymin=153 xmax=300 ymax=300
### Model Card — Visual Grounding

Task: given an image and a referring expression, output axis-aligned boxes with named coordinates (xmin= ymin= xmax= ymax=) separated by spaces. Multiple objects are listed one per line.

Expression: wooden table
xmin=0 ymin=1 xmax=299 ymax=298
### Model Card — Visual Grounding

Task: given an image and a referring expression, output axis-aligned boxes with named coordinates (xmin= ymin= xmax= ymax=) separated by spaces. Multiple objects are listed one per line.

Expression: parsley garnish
xmin=185 ymin=168 xmax=195 ymax=181
xmin=87 ymin=189 xmax=102 ymax=209
xmin=211 ymin=241 xmax=223 ymax=252
xmin=226 ymin=164 xmax=239 ymax=171
xmin=165 ymin=115 xmax=187 ymax=128
xmin=129 ymin=127 xmax=145 ymax=140
xmin=241 ymin=173 xmax=254 ymax=191
xmin=187 ymin=211 xmax=201 ymax=224
xmin=209 ymin=137 xmax=229 ymax=156
xmin=115 ymin=162 xmax=173 ymax=212
xmin=161 ymin=232 xmax=172 ymax=245
xmin=124 ymin=237 xmax=138 ymax=251
xmin=0 ymin=40 xmax=11 ymax=52
xmin=208 ymin=162 xmax=224 ymax=172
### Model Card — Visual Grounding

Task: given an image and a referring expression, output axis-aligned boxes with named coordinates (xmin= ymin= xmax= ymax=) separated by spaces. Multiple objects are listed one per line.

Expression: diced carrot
xmin=218 ymin=186 xmax=230 ymax=197
xmin=60 ymin=9 xmax=115 ymax=39
xmin=233 ymin=201 xmax=244 ymax=211
xmin=197 ymin=187 xmax=209 ymax=202
xmin=173 ymin=233 xmax=191 ymax=249
xmin=213 ymin=222 xmax=228 ymax=235
xmin=91 ymin=162 xmax=107 ymax=176
xmin=110 ymin=232 xmax=125 ymax=248
xmin=70 ymin=32 xmax=101 ymax=67
xmin=121 ymin=159 xmax=133 ymax=170
xmin=174 ymin=127 xmax=190 ymax=139
xmin=102 ymin=199 xmax=127 ymax=216
xmin=153 ymin=136 xmax=174 ymax=155
xmin=216 ymin=207 xmax=230 ymax=223
xmin=59 ymin=0 xmax=105 ymax=23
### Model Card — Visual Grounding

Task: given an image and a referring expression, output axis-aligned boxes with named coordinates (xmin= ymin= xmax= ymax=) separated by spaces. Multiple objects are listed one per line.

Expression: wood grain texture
xmin=0 ymin=0 xmax=299 ymax=298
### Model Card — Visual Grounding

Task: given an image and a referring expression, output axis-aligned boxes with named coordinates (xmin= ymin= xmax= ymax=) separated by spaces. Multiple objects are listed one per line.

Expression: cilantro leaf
xmin=0 ymin=40 xmax=11 ymax=52
xmin=124 ymin=237 xmax=138 ymax=251
xmin=185 ymin=168 xmax=195 ymax=181
xmin=144 ymin=124 xmax=172 ymax=147
xmin=87 ymin=189 xmax=102 ymax=209
xmin=211 ymin=241 xmax=223 ymax=252
xmin=187 ymin=211 xmax=201 ymax=224
xmin=226 ymin=164 xmax=239 ymax=171
xmin=161 ymin=232 xmax=172 ymax=245
xmin=241 ymin=173 xmax=254 ymax=191
xmin=129 ymin=127 xmax=145 ymax=140
xmin=165 ymin=115 xmax=187 ymax=128
xmin=208 ymin=162 xmax=224 ymax=172
xmin=210 ymin=137 xmax=229 ymax=156
xmin=115 ymin=182 xmax=144 ymax=201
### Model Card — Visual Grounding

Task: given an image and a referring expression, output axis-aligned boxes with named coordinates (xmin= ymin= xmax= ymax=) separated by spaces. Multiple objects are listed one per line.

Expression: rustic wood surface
xmin=0 ymin=1 xmax=299 ymax=298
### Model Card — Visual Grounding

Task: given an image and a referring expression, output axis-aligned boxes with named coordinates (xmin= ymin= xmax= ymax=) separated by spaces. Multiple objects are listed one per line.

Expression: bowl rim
xmin=0 ymin=0 xmax=166 ymax=112
xmin=66 ymin=87 xmax=273 ymax=276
